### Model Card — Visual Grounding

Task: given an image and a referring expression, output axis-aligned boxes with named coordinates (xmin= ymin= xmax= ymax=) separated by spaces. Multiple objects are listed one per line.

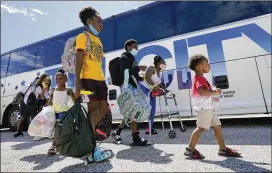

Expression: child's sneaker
xmin=112 ymin=132 xmax=122 ymax=144
xmin=184 ymin=147 xmax=205 ymax=160
xmin=218 ymin=147 xmax=241 ymax=157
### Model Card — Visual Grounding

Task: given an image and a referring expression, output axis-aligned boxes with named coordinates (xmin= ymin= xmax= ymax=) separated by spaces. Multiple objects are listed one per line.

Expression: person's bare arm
xmin=39 ymin=86 xmax=48 ymax=99
xmin=74 ymin=49 xmax=84 ymax=97
xmin=48 ymin=88 xmax=55 ymax=106
xmin=145 ymin=66 xmax=159 ymax=90
xmin=197 ymin=87 xmax=221 ymax=97
xmin=67 ymin=88 xmax=76 ymax=103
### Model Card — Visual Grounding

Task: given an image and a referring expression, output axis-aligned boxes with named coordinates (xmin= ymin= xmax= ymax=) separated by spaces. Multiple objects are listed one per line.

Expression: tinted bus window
xmin=115 ymin=2 xmax=175 ymax=50
xmin=8 ymin=45 xmax=37 ymax=75
xmin=174 ymin=1 xmax=260 ymax=35
xmin=36 ymin=28 xmax=85 ymax=68
xmin=99 ymin=19 xmax=115 ymax=53
xmin=37 ymin=36 xmax=67 ymax=68
xmin=1 ymin=54 xmax=10 ymax=77
xmin=258 ymin=1 xmax=272 ymax=15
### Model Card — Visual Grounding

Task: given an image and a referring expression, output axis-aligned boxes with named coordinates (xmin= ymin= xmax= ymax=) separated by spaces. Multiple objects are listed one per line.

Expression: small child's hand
xmin=216 ymin=89 xmax=222 ymax=95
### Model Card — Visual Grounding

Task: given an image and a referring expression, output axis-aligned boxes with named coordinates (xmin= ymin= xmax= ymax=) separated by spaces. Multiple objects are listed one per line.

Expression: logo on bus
xmin=45 ymin=23 xmax=271 ymax=89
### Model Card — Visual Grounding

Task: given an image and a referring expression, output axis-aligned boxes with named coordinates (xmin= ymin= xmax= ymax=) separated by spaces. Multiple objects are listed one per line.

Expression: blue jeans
xmin=139 ymin=84 xmax=156 ymax=129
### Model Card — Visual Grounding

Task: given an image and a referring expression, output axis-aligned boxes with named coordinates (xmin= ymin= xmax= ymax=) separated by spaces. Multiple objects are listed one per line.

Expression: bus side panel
xmin=154 ymin=71 xmax=192 ymax=118
xmin=1 ymin=77 xmax=7 ymax=125
xmin=256 ymin=55 xmax=272 ymax=113
xmin=218 ymin=58 xmax=268 ymax=114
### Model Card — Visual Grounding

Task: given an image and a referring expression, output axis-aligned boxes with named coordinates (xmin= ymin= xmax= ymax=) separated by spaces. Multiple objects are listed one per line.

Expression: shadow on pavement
xmin=20 ymin=154 xmax=66 ymax=170
xmin=59 ymin=161 xmax=113 ymax=172
xmin=200 ymin=158 xmax=271 ymax=172
xmin=115 ymin=145 xmax=173 ymax=164
xmin=10 ymin=138 xmax=51 ymax=150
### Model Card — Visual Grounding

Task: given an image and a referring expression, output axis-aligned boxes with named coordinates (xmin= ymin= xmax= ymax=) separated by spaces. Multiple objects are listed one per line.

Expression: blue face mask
xmin=89 ymin=24 xmax=99 ymax=36
xmin=130 ymin=49 xmax=138 ymax=57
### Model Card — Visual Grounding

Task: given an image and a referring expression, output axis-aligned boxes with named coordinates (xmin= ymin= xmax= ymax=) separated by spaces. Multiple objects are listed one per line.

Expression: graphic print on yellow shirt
xmin=75 ymin=32 xmax=105 ymax=81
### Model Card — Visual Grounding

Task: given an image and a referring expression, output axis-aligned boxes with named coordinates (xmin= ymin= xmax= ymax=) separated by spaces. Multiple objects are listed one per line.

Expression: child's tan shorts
xmin=196 ymin=109 xmax=221 ymax=130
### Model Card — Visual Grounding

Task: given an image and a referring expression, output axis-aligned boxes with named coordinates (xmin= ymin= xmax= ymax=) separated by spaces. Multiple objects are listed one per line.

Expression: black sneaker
xmin=112 ymin=132 xmax=122 ymax=144
xmin=184 ymin=147 xmax=205 ymax=159
xmin=14 ymin=132 xmax=24 ymax=138
xmin=131 ymin=136 xmax=150 ymax=146
xmin=145 ymin=129 xmax=158 ymax=135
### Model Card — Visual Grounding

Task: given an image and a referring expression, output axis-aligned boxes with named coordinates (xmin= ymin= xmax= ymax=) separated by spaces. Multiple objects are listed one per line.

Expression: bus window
xmin=114 ymin=2 xmax=175 ymax=50
xmin=174 ymin=1 xmax=260 ymax=35
xmin=99 ymin=19 xmax=115 ymax=53
xmin=8 ymin=45 xmax=37 ymax=76
xmin=37 ymin=36 xmax=66 ymax=68
xmin=258 ymin=1 xmax=272 ymax=15
xmin=1 ymin=53 xmax=10 ymax=78
xmin=36 ymin=28 xmax=86 ymax=69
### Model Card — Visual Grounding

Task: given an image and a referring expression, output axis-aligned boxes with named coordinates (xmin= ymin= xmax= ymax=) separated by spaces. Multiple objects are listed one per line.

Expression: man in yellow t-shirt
xmin=74 ymin=6 xmax=111 ymax=163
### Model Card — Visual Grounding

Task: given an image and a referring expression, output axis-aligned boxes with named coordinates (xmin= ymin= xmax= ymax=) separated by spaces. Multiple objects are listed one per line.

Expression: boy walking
xmin=111 ymin=39 xmax=149 ymax=146
xmin=185 ymin=54 xmax=241 ymax=159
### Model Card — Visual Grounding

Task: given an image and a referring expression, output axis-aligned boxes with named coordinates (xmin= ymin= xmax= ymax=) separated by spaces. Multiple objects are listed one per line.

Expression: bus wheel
xmin=8 ymin=106 xmax=20 ymax=132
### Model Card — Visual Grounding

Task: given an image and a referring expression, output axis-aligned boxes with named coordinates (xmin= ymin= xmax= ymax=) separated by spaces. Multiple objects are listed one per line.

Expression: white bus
xmin=1 ymin=1 xmax=271 ymax=131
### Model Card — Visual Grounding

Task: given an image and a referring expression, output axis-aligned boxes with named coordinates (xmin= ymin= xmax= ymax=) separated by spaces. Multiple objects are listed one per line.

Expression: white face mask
xmin=130 ymin=49 xmax=138 ymax=57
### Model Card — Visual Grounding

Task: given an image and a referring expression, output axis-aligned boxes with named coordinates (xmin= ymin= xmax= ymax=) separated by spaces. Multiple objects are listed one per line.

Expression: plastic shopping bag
xmin=28 ymin=106 xmax=56 ymax=138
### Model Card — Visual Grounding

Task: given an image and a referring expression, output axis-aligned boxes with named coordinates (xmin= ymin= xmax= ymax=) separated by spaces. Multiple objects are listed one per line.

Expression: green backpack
xmin=55 ymin=102 xmax=96 ymax=158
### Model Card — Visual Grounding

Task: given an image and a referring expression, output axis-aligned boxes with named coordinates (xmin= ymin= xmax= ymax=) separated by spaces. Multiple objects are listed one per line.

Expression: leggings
xmin=139 ymin=84 xmax=156 ymax=129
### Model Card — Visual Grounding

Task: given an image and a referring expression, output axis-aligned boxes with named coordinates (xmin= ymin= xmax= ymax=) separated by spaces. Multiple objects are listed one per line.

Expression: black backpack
xmin=109 ymin=57 xmax=123 ymax=86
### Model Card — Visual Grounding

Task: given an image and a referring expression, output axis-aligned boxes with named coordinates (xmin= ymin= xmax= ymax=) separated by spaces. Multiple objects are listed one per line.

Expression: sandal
xmin=47 ymin=145 xmax=57 ymax=155
xmin=87 ymin=147 xmax=111 ymax=163
xmin=184 ymin=147 xmax=205 ymax=160
xmin=218 ymin=147 xmax=241 ymax=157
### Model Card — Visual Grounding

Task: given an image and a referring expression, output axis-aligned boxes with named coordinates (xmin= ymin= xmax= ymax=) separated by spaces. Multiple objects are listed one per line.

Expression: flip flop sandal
xmin=47 ymin=146 xmax=57 ymax=155
xmin=87 ymin=148 xmax=111 ymax=163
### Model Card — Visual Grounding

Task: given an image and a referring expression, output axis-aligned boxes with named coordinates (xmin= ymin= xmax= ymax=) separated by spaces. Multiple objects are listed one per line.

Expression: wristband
xmin=151 ymin=84 xmax=157 ymax=89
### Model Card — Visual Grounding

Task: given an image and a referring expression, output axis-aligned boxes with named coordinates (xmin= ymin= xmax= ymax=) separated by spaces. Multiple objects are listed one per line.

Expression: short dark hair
xmin=56 ymin=68 xmax=67 ymax=77
xmin=57 ymin=68 xmax=65 ymax=73
xmin=124 ymin=39 xmax=138 ymax=51
xmin=79 ymin=6 xmax=99 ymax=26
xmin=188 ymin=54 xmax=207 ymax=71
xmin=154 ymin=56 xmax=166 ymax=66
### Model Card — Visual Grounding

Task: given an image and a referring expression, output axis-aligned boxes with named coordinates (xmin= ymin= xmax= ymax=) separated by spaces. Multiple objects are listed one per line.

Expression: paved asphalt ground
xmin=1 ymin=117 xmax=271 ymax=172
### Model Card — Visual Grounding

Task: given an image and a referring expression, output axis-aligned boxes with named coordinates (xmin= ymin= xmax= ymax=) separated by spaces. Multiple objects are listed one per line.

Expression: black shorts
xmin=81 ymin=79 xmax=108 ymax=101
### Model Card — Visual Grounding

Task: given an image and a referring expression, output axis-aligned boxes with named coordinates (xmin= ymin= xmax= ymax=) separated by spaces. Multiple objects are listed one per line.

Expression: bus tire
xmin=7 ymin=106 xmax=21 ymax=132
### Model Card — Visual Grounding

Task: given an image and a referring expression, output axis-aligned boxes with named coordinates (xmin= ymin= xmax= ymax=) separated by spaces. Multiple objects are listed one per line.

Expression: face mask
xmin=89 ymin=24 xmax=99 ymax=36
xmin=130 ymin=49 xmax=138 ymax=57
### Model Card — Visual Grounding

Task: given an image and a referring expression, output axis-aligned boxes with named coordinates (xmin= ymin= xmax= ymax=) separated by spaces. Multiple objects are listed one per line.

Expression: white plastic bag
xmin=28 ymin=106 xmax=56 ymax=138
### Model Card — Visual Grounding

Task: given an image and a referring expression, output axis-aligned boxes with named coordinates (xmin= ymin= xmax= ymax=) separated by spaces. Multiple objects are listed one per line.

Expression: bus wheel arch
xmin=3 ymin=104 xmax=20 ymax=132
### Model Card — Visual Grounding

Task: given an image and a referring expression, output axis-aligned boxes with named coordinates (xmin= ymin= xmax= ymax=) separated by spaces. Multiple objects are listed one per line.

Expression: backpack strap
xmin=83 ymin=31 xmax=91 ymax=53
xmin=22 ymin=84 xmax=33 ymax=99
